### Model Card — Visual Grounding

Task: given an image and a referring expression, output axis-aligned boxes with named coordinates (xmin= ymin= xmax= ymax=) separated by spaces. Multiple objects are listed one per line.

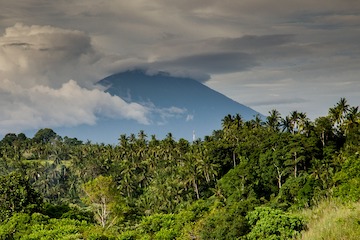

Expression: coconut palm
xmin=329 ymin=97 xmax=350 ymax=130
xmin=266 ymin=109 xmax=281 ymax=132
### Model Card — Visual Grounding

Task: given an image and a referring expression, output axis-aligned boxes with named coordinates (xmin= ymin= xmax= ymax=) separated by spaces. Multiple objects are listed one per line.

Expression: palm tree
xmin=118 ymin=134 xmax=129 ymax=147
xmin=344 ymin=106 xmax=360 ymax=135
xmin=250 ymin=114 xmax=264 ymax=129
xmin=196 ymin=145 xmax=219 ymax=183
xmin=182 ymin=150 xmax=200 ymax=200
xmin=284 ymin=111 xmax=308 ymax=134
xmin=281 ymin=116 xmax=292 ymax=133
xmin=297 ymin=112 xmax=310 ymax=134
xmin=222 ymin=114 xmax=233 ymax=131
xmin=266 ymin=109 xmax=281 ymax=132
xmin=137 ymin=130 xmax=148 ymax=145
xmin=234 ymin=113 xmax=243 ymax=130
xmin=329 ymin=97 xmax=350 ymax=130
xmin=315 ymin=116 xmax=333 ymax=147
xmin=289 ymin=110 xmax=299 ymax=134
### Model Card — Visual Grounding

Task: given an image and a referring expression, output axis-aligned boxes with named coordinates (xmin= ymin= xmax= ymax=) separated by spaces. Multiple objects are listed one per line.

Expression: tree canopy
xmin=0 ymin=97 xmax=359 ymax=239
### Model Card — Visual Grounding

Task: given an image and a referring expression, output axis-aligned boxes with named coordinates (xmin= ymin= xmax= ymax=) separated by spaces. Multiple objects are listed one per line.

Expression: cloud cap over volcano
xmin=0 ymin=0 xmax=359 ymax=137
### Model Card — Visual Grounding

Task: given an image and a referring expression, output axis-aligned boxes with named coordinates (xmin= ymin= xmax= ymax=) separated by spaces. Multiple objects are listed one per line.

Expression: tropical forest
xmin=0 ymin=98 xmax=359 ymax=240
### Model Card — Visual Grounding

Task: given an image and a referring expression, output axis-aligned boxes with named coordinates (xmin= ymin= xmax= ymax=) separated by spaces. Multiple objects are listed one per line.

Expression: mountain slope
xmin=99 ymin=70 xmax=257 ymax=119
xmin=54 ymin=70 xmax=262 ymax=143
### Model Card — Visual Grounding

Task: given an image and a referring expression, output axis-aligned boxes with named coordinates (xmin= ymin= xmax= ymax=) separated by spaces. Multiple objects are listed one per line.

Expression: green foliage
xmin=200 ymin=206 xmax=249 ymax=239
xmin=32 ymin=128 xmax=57 ymax=144
xmin=21 ymin=218 xmax=86 ymax=240
xmin=82 ymin=175 xmax=126 ymax=228
xmin=277 ymin=175 xmax=319 ymax=209
xmin=0 ymin=98 xmax=358 ymax=239
xmin=118 ymin=199 xmax=212 ymax=239
xmin=246 ymin=207 xmax=304 ymax=240
xmin=198 ymin=198 xmax=258 ymax=240
xmin=0 ymin=172 xmax=42 ymax=221
xmin=4 ymin=213 xmax=91 ymax=240
xmin=218 ymin=165 xmax=246 ymax=199
xmin=42 ymin=203 xmax=94 ymax=222
xmin=333 ymin=154 xmax=360 ymax=201
xmin=0 ymin=212 xmax=111 ymax=240
xmin=0 ymin=213 xmax=32 ymax=239
xmin=42 ymin=203 xmax=71 ymax=218
xmin=139 ymin=213 xmax=177 ymax=239
xmin=1 ymin=133 xmax=20 ymax=146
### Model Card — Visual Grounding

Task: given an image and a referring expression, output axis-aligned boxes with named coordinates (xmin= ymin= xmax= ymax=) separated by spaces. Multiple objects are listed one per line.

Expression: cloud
xmin=0 ymin=23 xmax=203 ymax=135
xmin=205 ymin=34 xmax=295 ymax=50
xmin=141 ymin=102 xmax=188 ymax=125
xmin=247 ymin=97 xmax=307 ymax=107
xmin=152 ymin=52 xmax=258 ymax=79
xmin=0 ymin=23 xmax=154 ymax=134
xmin=0 ymin=1 xmax=360 ymax=129
xmin=0 ymin=23 xmax=101 ymax=88
xmin=0 ymin=79 xmax=150 ymax=134
xmin=0 ymin=23 xmax=156 ymax=134
xmin=186 ymin=114 xmax=194 ymax=122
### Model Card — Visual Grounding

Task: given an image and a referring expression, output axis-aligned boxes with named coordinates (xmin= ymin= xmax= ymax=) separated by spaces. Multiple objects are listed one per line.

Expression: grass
xmin=23 ymin=159 xmax=72 ymax=167
xmin=298 ymin=199 xmax=360 ymax=240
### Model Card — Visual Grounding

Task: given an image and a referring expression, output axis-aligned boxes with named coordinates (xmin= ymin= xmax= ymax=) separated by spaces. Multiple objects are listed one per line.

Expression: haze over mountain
xmin=52 ymin=70 xmax=262 ymax=143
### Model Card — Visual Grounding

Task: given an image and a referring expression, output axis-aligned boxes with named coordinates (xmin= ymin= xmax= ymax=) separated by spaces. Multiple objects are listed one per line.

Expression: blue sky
xmin=0 ymin=0 xmax=359 ymax=135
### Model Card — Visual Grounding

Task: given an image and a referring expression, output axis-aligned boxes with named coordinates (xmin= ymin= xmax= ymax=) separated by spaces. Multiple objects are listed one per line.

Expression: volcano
xmin=54 ymin=70 xmax=263 ymax=143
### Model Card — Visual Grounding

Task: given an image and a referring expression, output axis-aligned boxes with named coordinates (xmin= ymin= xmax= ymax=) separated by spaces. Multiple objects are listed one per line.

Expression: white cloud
xmin=0 ymin=23 xmax=101 ymax=88
xmin=0 ymin=79 xmax=150 ymax=134
xmin=0 ymin=23 xmax=154 ymax=134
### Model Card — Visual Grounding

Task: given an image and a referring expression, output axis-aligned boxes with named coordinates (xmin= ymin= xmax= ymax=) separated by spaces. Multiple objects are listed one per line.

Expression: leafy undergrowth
xmin=298 ymin=199 xmax=360 ymax=240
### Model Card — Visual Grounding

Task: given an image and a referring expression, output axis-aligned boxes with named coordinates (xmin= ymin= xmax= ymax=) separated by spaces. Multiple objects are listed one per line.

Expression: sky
xmin=0 ymin=0 xmax=359 ymax=136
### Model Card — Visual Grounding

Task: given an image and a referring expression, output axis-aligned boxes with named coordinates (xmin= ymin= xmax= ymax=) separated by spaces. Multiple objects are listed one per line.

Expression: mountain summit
xmin=54 ymin=70 xmax=262 ymax=143
xmin=99 ymin=70 xmax=261 ymax=139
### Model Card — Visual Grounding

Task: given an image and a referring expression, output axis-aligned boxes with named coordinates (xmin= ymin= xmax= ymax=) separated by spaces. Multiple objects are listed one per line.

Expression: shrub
xmin=246 ymin=207 xmax=304 ymax=240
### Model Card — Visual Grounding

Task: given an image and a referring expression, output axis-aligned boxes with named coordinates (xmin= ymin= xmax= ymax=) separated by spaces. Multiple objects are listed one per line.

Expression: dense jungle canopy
xmin=0 ymin=98 xmax=359 ymax=239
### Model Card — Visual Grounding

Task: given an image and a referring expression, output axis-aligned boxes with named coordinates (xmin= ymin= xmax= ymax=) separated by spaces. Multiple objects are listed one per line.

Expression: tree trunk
xmin=294 ymin=152 xmax=297 ymax=178
xmin=193 ymin=179 xmax=200 ymax=200
xmin=233 ymin=151 xmax=236 ymax=167
xmin=321 ymin=131 xmax=325 ymax=147
xmin=274 ymin=164 xmax=283 ymax=189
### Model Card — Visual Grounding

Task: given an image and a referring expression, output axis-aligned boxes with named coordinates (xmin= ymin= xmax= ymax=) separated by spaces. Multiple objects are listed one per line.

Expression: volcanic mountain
xmin=55 ymin=70 xmax=262 ymax=143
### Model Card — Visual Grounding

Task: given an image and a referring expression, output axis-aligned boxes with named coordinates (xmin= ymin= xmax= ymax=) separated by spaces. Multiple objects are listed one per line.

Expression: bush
xmin=277 ymin=175 xmax=319 ymax=209
xmin=199 ymin=199 xmax=257 ymax=240
xmin=246 ymin=207 xmax=304 ymax=240
xmin=0 ymin=172 xmax=42 ymax=221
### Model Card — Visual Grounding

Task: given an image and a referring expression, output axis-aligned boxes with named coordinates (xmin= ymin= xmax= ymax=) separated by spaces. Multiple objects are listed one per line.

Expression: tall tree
xmin=266 ymin=109 xmax=281 ymax=132
xmin=82 ymin=175 xmax=123 ymax=228
xmin=329 ymin=97 xmax=350 ymax=131
xmin=33 ymin=128 xmax=57 ymax=144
